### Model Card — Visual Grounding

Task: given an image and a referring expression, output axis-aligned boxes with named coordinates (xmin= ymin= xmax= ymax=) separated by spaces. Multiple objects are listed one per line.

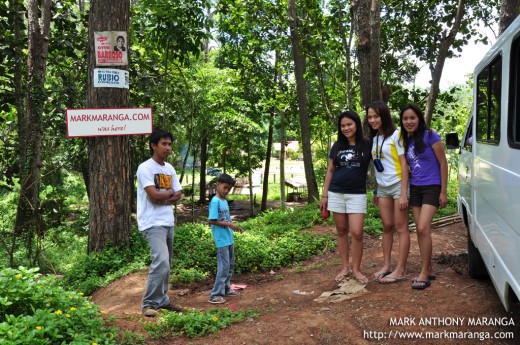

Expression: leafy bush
xmin=0 ymin=267 xmax=119 ymax=344
xmin=143 ymin=307 xmax=259 ymax=338
xmin=171 ymin=204 xmax=335 ymax=279
xmin=60 ymin=229 xmax=149 ymax=294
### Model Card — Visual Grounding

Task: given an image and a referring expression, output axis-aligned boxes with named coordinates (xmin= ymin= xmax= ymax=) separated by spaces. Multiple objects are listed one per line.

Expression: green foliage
xmin=431 ymin=84 xmax=473 ymax=139
xmin=119 ymin=331 xmax=146 ymax=345
xmin=170 ymin=222 xmax=215 ymax=283
xmin=60 ymin=229 xmax=149 ymax=295
xmin=0 ymin=266 xmax=119 ymax=344
xmin=171 ymin=203 xmax=334 ymax=281
xmin=0 ymin=180 xmax=22 ymax=268
xmin=135 ymin=0 xmax=211 ymax=64
xmin=286 ymin=148 xmax=299 ymax=160
xmin=143 ymin=307 xmax=259 ymax=339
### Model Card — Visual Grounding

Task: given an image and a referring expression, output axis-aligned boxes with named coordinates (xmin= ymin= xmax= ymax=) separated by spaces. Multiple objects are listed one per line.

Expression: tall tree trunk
xmin=87 ymin=0 xmax=131 ymax=253
xmin=313 ymin=50 xmax=334 ymax=122
xmin=247 ymin=140 xmax=255 ymax=216
xmin=336 ymin=0 xmax=354 ymax=110
xmin=14 ymin=0 xmax=52 ymax=265
xmin=173 ymin=63 xmax=195 ymax=184
xmin=199 ymin=131 xmax=208 ymax=203
xmin=288 ymin=0 xmax=319 ymax=203
xmin=261 ymin=51 xmax=280 ymax=212
xmin=191 ymin=145 xmax=199 ymax=221
xmin=261 ymin=114 xmax=274 ymax=212
xmin=179 ymin=130 xmax=192 ymax=184
xmin=279 ymin=111 xmax=286 ymax=210
xmin=498 ymin=0 xmax=520 ymax=35
xmin=351 ymin=0 xmax=371 ymax=108
xmin=351 ymin=0 xmax=381 ymax=108
xmin=278 ymin=63 xmax=286 ymax=210
xmin=424 ymin=0 xmax=465 ymax=127
xmin=13 ymin=0 xmax=24 ymax=163
xmin=369 ymin=0 xmax=382 ymax=101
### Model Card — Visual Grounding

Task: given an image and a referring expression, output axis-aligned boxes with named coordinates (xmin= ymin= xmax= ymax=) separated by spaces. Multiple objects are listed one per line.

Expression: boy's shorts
xmin=327 ymin=191 xmax=367 ymax=214
xmin=409 ymin=184 xmax=441 ymax=208
xmin=377 ymin=181 xmax=407 ymax=200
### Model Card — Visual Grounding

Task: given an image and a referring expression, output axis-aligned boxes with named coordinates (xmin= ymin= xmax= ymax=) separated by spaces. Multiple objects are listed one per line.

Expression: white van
xmin=458 ymin=14 xmax=520 ymax=311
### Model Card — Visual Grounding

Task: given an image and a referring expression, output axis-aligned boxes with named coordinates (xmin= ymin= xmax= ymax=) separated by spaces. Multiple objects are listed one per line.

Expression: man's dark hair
xmin=149 ymin=128 xmax=174 ymax=155
xmin=217 ymin=173 xmax=236 ymax=186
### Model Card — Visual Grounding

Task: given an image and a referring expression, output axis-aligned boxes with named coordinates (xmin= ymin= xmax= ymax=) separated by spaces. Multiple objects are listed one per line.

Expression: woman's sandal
xmin=335 ymin=269 xmax=352 ymax=282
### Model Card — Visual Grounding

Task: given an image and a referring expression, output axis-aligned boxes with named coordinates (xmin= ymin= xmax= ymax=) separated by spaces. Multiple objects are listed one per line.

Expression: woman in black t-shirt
xmin=320 ymin=110 xmax=372 ymax=285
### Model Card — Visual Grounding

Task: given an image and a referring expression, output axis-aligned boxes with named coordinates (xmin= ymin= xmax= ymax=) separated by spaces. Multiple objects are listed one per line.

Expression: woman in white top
xmin=365 ymin=101 xmax=410 ymax=284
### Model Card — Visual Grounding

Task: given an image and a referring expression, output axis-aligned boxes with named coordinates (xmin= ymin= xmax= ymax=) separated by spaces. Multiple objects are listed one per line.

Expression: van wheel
xmin=467 ymin=228 xmax=488 ymax=279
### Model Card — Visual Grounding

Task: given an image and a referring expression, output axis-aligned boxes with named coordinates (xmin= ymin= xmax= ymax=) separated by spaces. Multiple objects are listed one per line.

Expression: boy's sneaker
xmin=226 ymin=289 xmax=240 ymax=297
xmin=208 ymin=296 xmax=226 ymax=304
xmin=142 ymin=307 xmax=158 ymax=317
xmin=160 ymin=303 xmax=184 ymax=313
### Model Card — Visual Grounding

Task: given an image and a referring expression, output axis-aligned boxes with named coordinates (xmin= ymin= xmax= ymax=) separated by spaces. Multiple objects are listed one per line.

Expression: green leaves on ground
xmin=172 ymin=203 xmax=335 ymax=282
xmin=0 ymin=267 xmax=119 ymax=344
xmin=144 ymin=307 xmax=259 ymax=339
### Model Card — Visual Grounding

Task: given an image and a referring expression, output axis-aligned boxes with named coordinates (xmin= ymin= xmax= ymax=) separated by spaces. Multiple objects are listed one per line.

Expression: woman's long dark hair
xmin=364 ymin=100 xmax=395 ymax=138
xmin=335 ymin=110 xmax=368 ymax=159
xmin=399 ymin=103 xmax=429 ymax=154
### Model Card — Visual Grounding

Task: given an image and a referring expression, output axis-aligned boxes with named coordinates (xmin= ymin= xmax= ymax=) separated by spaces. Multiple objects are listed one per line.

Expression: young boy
xmin=208 ymin=173 xmax=243 ymax=304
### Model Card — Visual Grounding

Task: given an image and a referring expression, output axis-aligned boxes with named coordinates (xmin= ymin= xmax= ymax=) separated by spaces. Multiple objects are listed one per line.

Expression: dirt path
xmin=92 ymin=218 xmax=519 ymax=344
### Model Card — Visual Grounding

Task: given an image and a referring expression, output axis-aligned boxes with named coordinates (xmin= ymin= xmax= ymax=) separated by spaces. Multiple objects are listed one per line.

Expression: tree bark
xmin=279 ymin=111 xmax=286 ymax=210
xmin=425 ymin=0 xmax=465 ymax=127
xmin=351 ymin=0 xmax=371 ymax=108
xmin=498 ymin=0 xmax=520 ymax=35
xmin=261 ymin=50 xmax=280 ymax=212
xmin=288 ymin=0 xmax=319 ymax=203
xmin=278 ymin=62 xmax=286 ymax=210
xmin=336 ymin=0 xmax=354 ymax=110
xmin=261 ymin=117 xmax=274 ymax=211
xmin=13 ymin=0 xmax=24 ymax=169
xmin=313 ymin=49 xmax=334 ymax=123
xmin=199 ymin=131 xmax=208 ymax=203
xmin=369 ymin=0 xmax=382 ymax=101
xmin=14 ymin=0 xmax=52 ymax=264
xmin=351 ymin=0 xmax=381 ymax=108
xmin=247 ymin=140 xmax=255 ymax=216
xmin=87 ymin=0 xmax=131 ymax=253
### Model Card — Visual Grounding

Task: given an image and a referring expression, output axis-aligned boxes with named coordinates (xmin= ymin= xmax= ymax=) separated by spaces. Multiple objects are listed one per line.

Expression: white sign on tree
xmin=94 ymin=68 xmax=129 ymax=89
xmin=66 ymin=108 xmax=153 ymax=138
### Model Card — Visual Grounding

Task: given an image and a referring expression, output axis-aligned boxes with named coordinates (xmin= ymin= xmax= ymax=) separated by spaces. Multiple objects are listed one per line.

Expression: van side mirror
xmin=445 ymin=132 xmax=459 ymax=149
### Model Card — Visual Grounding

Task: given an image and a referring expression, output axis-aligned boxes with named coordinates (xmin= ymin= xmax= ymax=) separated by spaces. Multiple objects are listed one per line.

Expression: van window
xmin=462 ymin=119 xmax=473 ymax=150
xmin=508 ymin=34 xmax=520 ymax=148
xmin=476 ymin=56 xmax=502 ymax=144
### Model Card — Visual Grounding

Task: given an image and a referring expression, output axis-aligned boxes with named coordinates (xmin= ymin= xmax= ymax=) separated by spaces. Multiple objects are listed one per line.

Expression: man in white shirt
xmin=136 ymin=129 xmax=183 ymax=317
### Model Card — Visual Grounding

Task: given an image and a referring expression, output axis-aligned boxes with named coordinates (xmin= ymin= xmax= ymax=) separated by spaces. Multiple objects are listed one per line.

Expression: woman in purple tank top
xmin=400 ymin=104 xmax=448 ymax=291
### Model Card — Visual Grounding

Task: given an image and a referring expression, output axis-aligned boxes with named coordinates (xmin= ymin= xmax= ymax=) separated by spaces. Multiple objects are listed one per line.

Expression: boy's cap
xmin=217 ymin=173 xmax=235 ymax=185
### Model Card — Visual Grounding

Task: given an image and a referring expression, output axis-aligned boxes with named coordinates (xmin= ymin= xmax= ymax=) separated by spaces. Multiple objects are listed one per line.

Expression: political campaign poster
xmin=94 ymin=68 xmax=129 ymax=89
xmin=95 ymin=31 xmax=128 ymax=66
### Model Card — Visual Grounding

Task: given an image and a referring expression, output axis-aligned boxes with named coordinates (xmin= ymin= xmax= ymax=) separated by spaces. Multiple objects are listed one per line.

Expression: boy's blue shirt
xmin=208 ymin=195 xmax=234 ymax=248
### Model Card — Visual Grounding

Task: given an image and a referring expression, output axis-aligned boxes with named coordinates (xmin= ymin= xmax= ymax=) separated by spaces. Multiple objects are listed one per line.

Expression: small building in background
xmin=273 ymin=141 xmax=300 ymax=159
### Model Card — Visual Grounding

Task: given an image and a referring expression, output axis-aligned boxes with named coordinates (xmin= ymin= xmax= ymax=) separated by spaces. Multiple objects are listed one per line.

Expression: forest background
xmin=0 ymin=0 xmax=519 ymax=342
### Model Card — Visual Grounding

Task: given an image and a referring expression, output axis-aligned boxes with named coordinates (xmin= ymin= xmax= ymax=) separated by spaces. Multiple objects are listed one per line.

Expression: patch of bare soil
xmin=92 ymin=205 xmax=519 ymax=344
